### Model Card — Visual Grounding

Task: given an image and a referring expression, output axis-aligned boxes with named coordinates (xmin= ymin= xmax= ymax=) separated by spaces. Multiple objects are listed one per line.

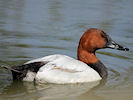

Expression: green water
xmin=0 ymin=0 xmax=133 ymax=100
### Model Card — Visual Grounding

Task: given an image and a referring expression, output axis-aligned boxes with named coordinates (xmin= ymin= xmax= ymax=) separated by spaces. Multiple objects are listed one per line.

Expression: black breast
xmin=87 ymin=60 xmax=108 ymax=78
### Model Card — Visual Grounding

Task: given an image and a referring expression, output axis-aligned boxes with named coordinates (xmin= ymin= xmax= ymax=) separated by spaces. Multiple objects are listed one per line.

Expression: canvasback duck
xmin=3 ymin=28 xmax=129 ymax=84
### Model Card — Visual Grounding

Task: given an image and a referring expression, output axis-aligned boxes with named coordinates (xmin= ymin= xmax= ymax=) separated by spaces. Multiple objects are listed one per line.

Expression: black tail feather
xmin=1 ymin=65 xmax=21 ymax=73
xmin=1 ymin=62 xmax=46 ymax=81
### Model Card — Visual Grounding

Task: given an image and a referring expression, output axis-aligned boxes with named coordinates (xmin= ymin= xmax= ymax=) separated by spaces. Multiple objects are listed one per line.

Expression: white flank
xmin=25 ymin=54 xmax=101 ymax=84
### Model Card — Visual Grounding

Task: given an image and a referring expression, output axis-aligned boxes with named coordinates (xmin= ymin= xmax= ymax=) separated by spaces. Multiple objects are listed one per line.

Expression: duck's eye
xmin=101 ymin=31 xmax=107 ymax=38
xmin=100 ymin=31 xmax=111 ymax=43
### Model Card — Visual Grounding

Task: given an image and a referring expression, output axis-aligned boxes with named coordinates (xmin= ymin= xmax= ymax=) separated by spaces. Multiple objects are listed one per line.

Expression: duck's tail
xmin=1 ymin=62 xmax=46 ymax=81
xmin=1 ymin=65 xmax=24 ymax=80
xmin=1 ymin=65 xmax=21 ymax=73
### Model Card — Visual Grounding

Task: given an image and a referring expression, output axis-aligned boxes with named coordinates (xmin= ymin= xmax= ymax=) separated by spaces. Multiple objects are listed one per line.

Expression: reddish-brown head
xmin=79 ymin=28 xmax=106 ymax=52
xmin=77 ymin=28 xmax=129 ymax=64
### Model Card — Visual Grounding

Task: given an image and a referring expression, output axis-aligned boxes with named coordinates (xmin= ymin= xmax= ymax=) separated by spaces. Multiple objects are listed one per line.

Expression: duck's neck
xmin=87 ymin=60 xmax=108 ymax=78
xmin=77 ymin=47 xmax=107 ymax=78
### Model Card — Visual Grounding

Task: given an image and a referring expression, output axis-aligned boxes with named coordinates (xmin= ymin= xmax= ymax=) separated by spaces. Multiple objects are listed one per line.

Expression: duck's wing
xmin=26 ymin=54 xmax=88 ymax=72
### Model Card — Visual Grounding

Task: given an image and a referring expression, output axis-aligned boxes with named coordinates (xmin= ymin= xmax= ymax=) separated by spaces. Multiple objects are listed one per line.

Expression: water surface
xmin=0 ymin=0 xmax=133 ymax=100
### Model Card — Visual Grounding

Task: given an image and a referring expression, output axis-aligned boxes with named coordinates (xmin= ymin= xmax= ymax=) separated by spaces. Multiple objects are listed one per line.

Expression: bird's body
xmin=24 ymin=54 xmax=101 ymax=84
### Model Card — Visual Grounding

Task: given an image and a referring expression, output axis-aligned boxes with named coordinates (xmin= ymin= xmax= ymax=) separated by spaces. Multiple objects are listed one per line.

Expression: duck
xmin=3 ymin=28 xmax=129 ymax=84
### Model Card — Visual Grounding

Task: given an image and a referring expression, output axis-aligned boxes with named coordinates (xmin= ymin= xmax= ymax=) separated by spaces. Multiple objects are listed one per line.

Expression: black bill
xmin=106 ymin=40 xmax=129 ymax=51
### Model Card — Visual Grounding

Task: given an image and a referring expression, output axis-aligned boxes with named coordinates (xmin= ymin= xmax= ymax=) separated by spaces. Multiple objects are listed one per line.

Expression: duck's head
xmin=78 ymin=28 xmax=129 ymax=53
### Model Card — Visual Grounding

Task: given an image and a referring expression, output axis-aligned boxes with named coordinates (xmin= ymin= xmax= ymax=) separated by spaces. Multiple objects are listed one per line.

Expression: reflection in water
xmin=0 ymin=80 xmax=102 ymax=100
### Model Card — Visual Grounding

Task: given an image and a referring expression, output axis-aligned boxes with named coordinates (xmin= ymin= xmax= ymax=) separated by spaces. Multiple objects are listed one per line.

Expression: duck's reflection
xmin=1 ymin=80 xmax=104 ymax=100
